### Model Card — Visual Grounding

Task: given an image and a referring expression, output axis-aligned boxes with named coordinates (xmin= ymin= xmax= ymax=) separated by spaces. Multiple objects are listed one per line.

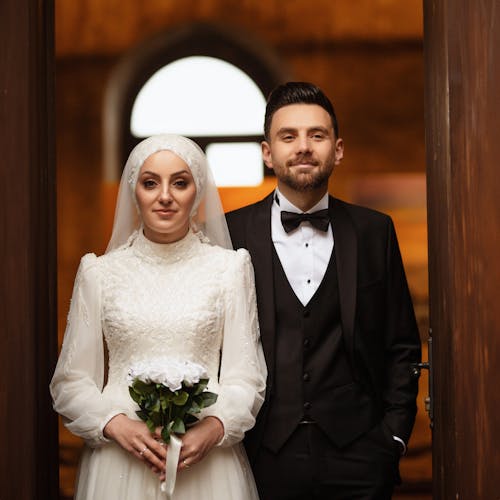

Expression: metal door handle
xmin=411 ymin=335 xmax=433 ymax=428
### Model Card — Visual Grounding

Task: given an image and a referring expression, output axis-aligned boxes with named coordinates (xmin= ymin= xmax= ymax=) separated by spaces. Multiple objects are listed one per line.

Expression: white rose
xmin=128 ymin=357 xmax=208 ymax=391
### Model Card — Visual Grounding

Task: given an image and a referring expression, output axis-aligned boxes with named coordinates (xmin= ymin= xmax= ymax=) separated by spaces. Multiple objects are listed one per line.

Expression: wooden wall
xmin=54 ymin=1 xmax=430 ymax=497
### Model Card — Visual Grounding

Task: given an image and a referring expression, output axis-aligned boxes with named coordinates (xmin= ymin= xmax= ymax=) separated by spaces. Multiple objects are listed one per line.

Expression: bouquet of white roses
xmin=127 ymin=357 xmax=218 ymax=445
xmin=128 ymin=358 xmax=218 ymax=497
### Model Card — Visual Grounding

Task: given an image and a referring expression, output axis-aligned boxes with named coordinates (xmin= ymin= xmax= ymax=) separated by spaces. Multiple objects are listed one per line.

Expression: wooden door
xmin=424 ymin=1 xmax=500 ymax=497
xmin=0 ymin=0 xmax=58 ymax=498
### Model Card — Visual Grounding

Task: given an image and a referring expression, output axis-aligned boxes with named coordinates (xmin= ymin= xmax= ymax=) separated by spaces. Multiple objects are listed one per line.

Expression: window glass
xmin=130 ymin=56 xmax=266 ymax=137
xmin=206 ymin=142 xmax=263 ymax=186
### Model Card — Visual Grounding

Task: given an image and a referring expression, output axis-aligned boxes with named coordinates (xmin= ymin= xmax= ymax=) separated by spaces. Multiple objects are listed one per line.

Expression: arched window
xmin=103 ymin=23 xmax=290 ymax=190
xmin=130 ymin=56 xmax=266 ymax=186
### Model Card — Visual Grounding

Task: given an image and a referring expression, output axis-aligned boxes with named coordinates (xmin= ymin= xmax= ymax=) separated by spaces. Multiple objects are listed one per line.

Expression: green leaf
xmin=171 ymin=418 xmax=186 ymax=435
xmin=132 ymin=379 xmax=155 ymax=394
xmin=129 ymin=387 xmax=142 ymax=404
xmin=149 ymin=411 xmax=162 ymax=427
xmin=159 ymin=386 xmax=174 ymax=398
xmin=193 ymin=379 xmax=209 ymax=395
xmin=185 ymin=414 xmax=199 ymax=425
xmin=188 ymin=400 xmax=201 ymax=415
xmin=135 ymin=410 xmax=149 ymax=422
xmin=199 ymin=391 xmax=218 ymax=407
xmin=172 ymin=391 xmax=189 ymax=406
xmin=159 ymin=391 xmax=173 ymax=411
xmin=145 ymin=418 xmax=156 ymax=434
xmin=161 ymin=426 xmax=171 ymax=444
xmin=144 ymin=392 xmax=160 ymax=412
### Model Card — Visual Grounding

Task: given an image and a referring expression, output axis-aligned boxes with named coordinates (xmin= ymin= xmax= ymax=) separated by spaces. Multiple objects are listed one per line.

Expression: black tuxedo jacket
xmin=226 ymin=193 xmax=421 ymax=462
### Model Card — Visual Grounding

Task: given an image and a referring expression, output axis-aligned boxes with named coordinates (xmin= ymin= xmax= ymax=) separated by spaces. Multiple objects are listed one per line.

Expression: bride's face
xmin=135 ymin=150 xmax=197 ymax=244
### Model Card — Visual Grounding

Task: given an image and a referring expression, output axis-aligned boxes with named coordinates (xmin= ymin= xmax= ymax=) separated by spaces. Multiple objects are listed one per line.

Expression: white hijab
xmin=106 ymin=134 xmax=232 ymax=252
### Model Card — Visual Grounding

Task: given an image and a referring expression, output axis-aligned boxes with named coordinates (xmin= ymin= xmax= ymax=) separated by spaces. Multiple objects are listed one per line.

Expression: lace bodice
xmin=103 ymin=231 xmax=230 ymax=386
xmin=50 ymin=230 xmax=266 ymax=449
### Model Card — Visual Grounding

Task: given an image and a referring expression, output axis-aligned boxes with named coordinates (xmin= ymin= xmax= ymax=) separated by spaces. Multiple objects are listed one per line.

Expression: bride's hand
xmin=157 ymin=416 xmax=224 ymax=479
xmin=103 ymin=414 xmax=167 ymax=474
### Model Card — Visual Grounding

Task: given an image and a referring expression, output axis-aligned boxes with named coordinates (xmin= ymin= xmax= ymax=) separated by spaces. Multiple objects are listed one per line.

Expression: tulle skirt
xmin=74 ymin=441 xmax=259 ymax=500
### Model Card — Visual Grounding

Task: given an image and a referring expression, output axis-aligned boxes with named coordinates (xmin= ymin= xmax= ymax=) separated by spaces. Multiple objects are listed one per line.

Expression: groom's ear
xmin=334 ymin=138 xmax=344 ymax=165
xmin=261 ymin=141 xmax=274 ymax=172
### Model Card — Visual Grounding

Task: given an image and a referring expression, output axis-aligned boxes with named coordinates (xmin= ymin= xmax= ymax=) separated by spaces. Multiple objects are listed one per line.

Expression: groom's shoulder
xmin=225 ymin=203 xmax=253 ymax=225
xmin=225 ymin=194 xmax=272 ymax=248
xmin=225 ymin=193 xmax=272 ymax=223
xmin=332 ymin=196 xmax=392 ymax=222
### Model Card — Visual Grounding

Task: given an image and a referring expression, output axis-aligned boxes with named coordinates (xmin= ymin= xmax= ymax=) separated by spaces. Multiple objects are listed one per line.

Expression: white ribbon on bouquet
xmin=160 ymin=434 xmax=182 ymax=498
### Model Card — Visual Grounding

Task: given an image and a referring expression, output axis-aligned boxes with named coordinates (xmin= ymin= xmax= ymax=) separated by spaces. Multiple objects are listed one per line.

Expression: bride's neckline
xmin=132 ymin=227 xmax=200 ymax=263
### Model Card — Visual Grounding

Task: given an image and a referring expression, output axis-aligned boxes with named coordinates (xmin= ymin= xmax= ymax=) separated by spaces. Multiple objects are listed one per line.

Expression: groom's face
xmin=261 ymin=103 xmax=344 ymax=193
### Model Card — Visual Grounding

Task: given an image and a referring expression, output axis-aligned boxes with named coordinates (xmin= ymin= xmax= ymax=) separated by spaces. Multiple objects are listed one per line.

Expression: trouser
xmin=252 ymin=422 xmax=400 ymax=500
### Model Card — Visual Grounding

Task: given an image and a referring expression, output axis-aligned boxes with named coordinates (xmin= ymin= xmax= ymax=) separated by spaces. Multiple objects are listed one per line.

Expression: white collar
xmin=274 ymin=187 xmax=329 ymax=213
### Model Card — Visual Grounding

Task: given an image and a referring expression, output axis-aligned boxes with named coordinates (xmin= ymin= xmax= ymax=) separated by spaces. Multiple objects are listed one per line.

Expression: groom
xmin=226 ymin=82 xmax=421 ymax=499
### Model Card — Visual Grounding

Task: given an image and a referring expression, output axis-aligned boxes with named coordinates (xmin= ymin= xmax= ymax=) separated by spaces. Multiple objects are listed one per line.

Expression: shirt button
xmin=303 ymin=373 xmax=310 ymax=382
xmin=304 ymin=402 xmax=312 ymax=410
xmin=305 ymin=243 xmax=309 ymax=248
xmin=307 ymin=279 xmax=311 ymax=284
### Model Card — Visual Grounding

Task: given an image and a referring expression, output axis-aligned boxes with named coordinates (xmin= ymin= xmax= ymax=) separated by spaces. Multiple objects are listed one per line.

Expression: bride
xmin=50 ymin=134 xmax=267 ymax=499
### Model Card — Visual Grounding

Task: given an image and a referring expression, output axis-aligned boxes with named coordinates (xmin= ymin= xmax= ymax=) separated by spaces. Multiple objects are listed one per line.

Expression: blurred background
xmin=55 ymin=1 xmax=430 ymax=497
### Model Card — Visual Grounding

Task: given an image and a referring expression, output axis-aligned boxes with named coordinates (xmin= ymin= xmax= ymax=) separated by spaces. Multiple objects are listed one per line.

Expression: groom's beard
xmin=275 ymin=154 xmax=334 ymax=192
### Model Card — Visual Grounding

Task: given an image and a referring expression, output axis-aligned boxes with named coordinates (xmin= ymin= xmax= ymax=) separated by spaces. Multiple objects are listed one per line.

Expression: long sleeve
xmin=50 ymin=254 xmax=128 ymax=447
xmin=381 ymin=219 xmax=421 ymax=444
xmin=202 ymin=249 xmax=267 ymax=447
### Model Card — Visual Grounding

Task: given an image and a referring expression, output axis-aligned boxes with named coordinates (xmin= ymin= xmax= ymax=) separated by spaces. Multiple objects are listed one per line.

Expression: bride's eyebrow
xmin=139 ymin=170 xmax=159 ymax=177
xmin=139 ymin=169 xmax=190 ymax=177
xmin=169 ymin=169 xmax=191 ymax=177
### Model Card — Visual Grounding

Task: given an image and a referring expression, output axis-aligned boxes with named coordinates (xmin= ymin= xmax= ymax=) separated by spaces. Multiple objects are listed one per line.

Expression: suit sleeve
xmin=381 ymin=220 xmax=422 ymax=444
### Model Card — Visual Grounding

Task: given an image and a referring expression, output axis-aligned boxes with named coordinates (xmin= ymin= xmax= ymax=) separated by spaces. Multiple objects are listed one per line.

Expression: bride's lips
xmin=154 ymin=209 xmax=176 ymax=216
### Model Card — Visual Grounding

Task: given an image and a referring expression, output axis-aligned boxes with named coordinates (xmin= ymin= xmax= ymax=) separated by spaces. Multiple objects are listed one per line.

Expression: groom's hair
xmin=263 ymin=82 xmax=339 ymax=140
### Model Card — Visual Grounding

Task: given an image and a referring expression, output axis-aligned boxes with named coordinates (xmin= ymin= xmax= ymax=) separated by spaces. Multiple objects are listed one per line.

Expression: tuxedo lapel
xmin=330 ymin=197 xmax=357 ymax=358
xmin=245 ymin=193 xmax=276 ymax=380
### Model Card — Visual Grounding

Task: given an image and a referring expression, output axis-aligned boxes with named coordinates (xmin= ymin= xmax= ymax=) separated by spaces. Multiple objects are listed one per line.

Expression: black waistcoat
xmin=262 ymin=248 xmax=376 ymax=452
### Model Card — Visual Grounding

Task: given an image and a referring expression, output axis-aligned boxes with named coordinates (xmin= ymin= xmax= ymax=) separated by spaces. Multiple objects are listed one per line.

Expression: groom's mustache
xmin=287 ymin=154 xmax=320 ymax=167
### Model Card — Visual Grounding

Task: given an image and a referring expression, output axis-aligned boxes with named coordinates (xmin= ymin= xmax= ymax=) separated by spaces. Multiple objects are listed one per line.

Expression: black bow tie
xmin=280 ymin=209 xmax=330 ymax=233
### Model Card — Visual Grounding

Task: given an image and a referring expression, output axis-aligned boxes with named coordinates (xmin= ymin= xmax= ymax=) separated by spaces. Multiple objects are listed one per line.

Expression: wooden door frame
xmin=2 ymin=1 xmax=500 ymax=498
xmin=424 ymin=0 xmax=500 ymax=497
xmin=0 ymin=0 xmax=59 ymax=498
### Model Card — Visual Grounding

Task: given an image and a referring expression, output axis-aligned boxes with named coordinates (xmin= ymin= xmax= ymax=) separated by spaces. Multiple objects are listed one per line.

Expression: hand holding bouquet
xmin=128 ymin=358 xmax=218 ymax=496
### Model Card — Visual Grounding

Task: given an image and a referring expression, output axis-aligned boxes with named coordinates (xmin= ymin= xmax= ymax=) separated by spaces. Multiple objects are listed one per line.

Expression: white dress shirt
xmin=271 ymin=188 xmax=333 ymax=306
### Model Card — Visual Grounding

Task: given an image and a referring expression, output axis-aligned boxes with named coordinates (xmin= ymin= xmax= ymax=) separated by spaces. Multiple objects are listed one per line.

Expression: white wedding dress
xmin=50 ymin=229 xmax=267 ymax=500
